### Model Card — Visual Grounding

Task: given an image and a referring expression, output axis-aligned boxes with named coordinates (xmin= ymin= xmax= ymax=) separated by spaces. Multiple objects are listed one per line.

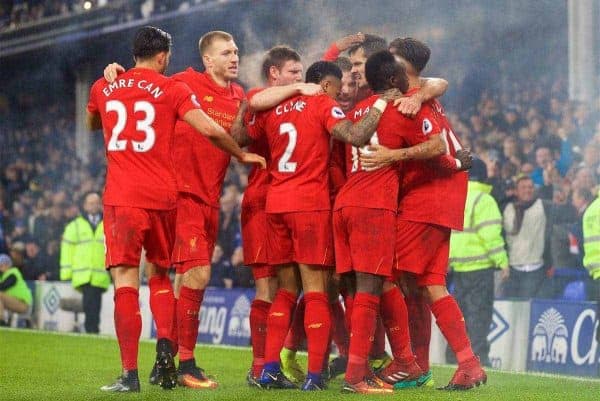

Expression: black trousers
xmin=446 ymin=269 xmax=494 ymax=366
xmin=80 ymin=284 xmax=104 ymax=334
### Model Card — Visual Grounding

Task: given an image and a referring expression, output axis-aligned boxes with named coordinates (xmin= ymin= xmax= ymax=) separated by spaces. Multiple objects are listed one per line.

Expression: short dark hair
xmin=365 ymin=50 xmax=401 ymax=92
xmin=334 ymin=56 xmax=352 ymax=73
xmin=348 ymin=34 xmax=387 ymax=58
xmin=389 ymin=37 xmax=430 ymax=73
xmin=305 ymin=61 xmax=342 ymax=84
xmin=133 ymin=26 xmax=172 ymax=60
xmin=261 ymin=45 xmax=301 ymax=80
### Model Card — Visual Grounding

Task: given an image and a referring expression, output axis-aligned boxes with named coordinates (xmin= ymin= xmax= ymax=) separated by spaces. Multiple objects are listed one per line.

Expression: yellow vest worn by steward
xmin=583 ymin=193 xmax=600 ymax=280
xmin=449 ymin=181 xmax=509 ymax=272
xmin=60 ymin=216 xmax=110 ymax=290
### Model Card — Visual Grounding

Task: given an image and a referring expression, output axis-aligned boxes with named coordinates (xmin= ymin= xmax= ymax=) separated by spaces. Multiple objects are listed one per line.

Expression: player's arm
xmin=322 ymin=32 xmax=365 ymax=61
xmin=394 ymin=77 xmax=449 ymax=118
xmin=230 ymin=100 xmax=253 ymax=147
xmin=330 ymin=91 xmax=399 ymax=147
xmin=183 ymin=109 xmax=266 ymax=168
xmin=248 ymin=83 xmax=323 ymax=111
xmin=86 ymin=111 xmax=102 ymax=131
xmin=360 ymin=135 xmax=471 ymax=170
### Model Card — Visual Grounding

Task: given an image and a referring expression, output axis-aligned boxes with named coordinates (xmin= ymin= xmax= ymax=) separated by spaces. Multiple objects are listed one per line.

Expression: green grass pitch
xmin=1 ymin=328 xmax=599 ymax=401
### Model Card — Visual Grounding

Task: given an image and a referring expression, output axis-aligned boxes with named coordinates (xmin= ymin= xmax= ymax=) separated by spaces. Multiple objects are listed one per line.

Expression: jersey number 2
xmin=278 ymin=122 xmax=298 ymax=172
xmin=106 ymin=100 xmax=156 ymax=152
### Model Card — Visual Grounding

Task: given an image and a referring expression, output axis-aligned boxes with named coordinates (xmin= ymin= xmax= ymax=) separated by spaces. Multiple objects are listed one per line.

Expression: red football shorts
xmin=395 ymin=219 xmax=450 ymax=287
xmin=266 ymin=211 xmax=334 ymax=267
xmin=104 ymin=205 xmax=176 ymax=269
xmin=172 ymin=193 xmax=219 ymax=274
xmin=241 ymin=204 xmax=268 ymax=265
xmin=333 ymin=207 xmax=396 ymax=277
xmin=251 ymin=264 xmax=278 ymax=280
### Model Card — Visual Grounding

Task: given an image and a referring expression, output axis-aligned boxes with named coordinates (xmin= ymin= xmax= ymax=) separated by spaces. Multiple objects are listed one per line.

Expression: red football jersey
xmin=248 ymin=94 xmax=347 ymax=213
xmin=172 ymin=68 xmax=244 ymax=207
xmin=334 ymin=95 xmax=404 ymax=212
xmin=397 ymin=88 xmax=468 ymax=230
xmin=242 ymin=87 xmax=271 ymax=209
xmin=87 ymin=67 xmax=200 ymax=210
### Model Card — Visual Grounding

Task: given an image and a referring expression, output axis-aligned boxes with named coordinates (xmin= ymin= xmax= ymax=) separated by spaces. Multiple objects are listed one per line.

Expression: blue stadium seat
xmin=562 ymin=280 xmax=587 ymax=301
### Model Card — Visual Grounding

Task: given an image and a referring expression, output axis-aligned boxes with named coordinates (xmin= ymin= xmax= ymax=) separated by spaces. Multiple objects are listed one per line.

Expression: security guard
xmin=60 ymin=192 xmax=109 ymax=333
xmin=449 ymin=158 xmax=508 ymax=366
xmin=582 ymin=188 xmax=600 ymax=341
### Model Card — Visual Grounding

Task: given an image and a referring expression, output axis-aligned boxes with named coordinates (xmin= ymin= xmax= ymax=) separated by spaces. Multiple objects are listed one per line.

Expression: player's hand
xmin=456 ymin=148 xmax=473 ymax=171
xmin=335 ymin=32 xmax=365 ymax=52
xmin=380 ymin=88 xmax=403 ymax=103
xmin=394 ymin=94 xmax=424 ymax=118
xmin=239 ymin=152 xmax=267 ymax=169
xmin=360 ymin=144 xmax=395 ymax=171
xmin=104 ymin=62 xmax=125 ymax=83
xmin=296 ymin=83 xmax=323 ymax=96
xmin=500 ymin=267 xmax=510 ymax=281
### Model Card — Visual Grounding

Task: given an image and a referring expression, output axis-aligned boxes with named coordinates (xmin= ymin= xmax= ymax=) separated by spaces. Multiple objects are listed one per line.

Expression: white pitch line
xmin=2 ymin=328 xmax=600 ymax=383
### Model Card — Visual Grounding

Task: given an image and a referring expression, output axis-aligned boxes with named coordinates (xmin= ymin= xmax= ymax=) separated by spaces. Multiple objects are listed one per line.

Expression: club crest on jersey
xmin=422 ymin=118 xmax=433 ymax=135
xmin=331 ymin=106 xmax=346 ymax=119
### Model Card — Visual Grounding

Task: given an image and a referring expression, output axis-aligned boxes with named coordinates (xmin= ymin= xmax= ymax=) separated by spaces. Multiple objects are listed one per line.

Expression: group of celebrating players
xmin=86 ymin=24 xmax=484 ymax=395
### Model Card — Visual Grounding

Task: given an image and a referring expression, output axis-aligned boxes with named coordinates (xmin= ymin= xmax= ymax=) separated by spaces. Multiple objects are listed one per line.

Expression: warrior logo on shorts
xmin=422 ymin=118 xmax=433 ymax=135
xmin=332 ymin=106 xmax=346 ymax=119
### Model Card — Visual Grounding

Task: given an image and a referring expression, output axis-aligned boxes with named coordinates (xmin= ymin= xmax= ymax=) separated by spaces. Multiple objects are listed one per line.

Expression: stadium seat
xmin=59 ymin=297 xmax=84 ymax=332
xmin=7 ymin=306 xmax=32 ymax=328
xmin=561 ymin=280 xmax=587 ymax=301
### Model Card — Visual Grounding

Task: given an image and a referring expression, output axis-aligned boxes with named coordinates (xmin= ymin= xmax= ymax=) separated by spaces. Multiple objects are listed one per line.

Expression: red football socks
xmin=283 ymin=295 xmax=306 ymax=351
xmin=114 ymin=287 xmax=141 ymax=371
xmin=304 ymin=292 xmax=332 ymax=375
xmin=406 ymin=293 xmax=431 ymax=371
xmin=148 ymin=274 xmax=175 ymax=342
xmin=249 ymin=299 xmax=271 ymax=378
xmin=381 ymin=286 xmax=414 ymax=363
xmin=430 ymin=295 xmax=475 ymax=364
xmin=370 ymin=315 xmax=386 ymax=358
xmin=345 ymin=292 xmax=379 ymax=384
xmin=331 ymin=299 xmax=349 ymax=357
xmin=264 ymin=289 xmax=297 ymax=364
xmin=177 ymin=286 xmax=204 ymax=362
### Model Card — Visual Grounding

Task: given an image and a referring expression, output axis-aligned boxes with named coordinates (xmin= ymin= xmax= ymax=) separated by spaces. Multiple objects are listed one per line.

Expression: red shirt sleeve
xmin=87 ymin=80 xmax=101 ymax=114
xmin=170 ymin=81 xmax=202 ymax=119
xmin=246 ymin=111 xmax=264 ymax=140
xmin=317 ymin=95 xmax=347 ymax=133
xmin=402 ymin=106 xmax=443 ymax=146
xmin=322 ymin=43 xmax=340 ymax=61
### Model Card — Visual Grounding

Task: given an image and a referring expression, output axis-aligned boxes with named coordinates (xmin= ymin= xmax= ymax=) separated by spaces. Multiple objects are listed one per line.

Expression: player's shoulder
xmin=230 ymin=81 xmax=245 ymax=98
xmin=246 ymin=87 xmax=265 ymax=102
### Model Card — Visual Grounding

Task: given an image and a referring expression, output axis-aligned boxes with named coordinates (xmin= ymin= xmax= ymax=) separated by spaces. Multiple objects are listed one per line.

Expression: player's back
xmin=89 ymin=67 xmax=194 ymax=210
xmin=398 ymin=97 xmax=468 ymax=230
xmin=259 ymin=93 xmax=343 ymax=213
xmin=334 ymin=95 xmax=404 ymax=212
xmin=172 ymin=68 xmax=245 ymax=207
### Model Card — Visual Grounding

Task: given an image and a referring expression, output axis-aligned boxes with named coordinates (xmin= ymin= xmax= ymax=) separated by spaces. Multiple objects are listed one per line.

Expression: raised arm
xmin=395 ymin=77 xmax=449 ymax=118
xmin=249 ymin=83 xmax=323 ymax=111
xmin=330 ymin=89 xmax=400 ymax=147
xmin=183 ymin=108 xmax=266 ymax=168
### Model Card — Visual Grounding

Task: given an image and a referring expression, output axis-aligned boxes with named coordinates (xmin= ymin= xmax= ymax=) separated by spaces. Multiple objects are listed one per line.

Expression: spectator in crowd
xmin=0 ymin=253 xmax=32 ymax=326
xmin=531 ymin=145 xmax=561 ymax=199
xmin=448 ymin=158 xmax=509 ymax=366
xmin=59 ymin=191 xmax=109 ymax=333
xmin=582 ymin=188 xmax=600 ymax=339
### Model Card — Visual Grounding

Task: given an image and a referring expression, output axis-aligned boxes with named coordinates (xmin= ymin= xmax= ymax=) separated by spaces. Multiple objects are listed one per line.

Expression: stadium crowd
xmin=1 ymin=62 xmax=598 ymax=297
xmin=0 ymin=0 xmax=234 ymax=30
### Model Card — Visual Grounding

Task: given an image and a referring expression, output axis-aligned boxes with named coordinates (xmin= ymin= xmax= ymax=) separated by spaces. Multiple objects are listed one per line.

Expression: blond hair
xmin=198 ymin=31 xmax=233 ymax=56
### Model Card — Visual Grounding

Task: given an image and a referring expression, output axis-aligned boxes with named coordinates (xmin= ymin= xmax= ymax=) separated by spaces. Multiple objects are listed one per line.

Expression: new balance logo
xmin=270 ymin=312 xmax=284 ymax=317
xmin=307 ymin=323 xmax=323 ymax=329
